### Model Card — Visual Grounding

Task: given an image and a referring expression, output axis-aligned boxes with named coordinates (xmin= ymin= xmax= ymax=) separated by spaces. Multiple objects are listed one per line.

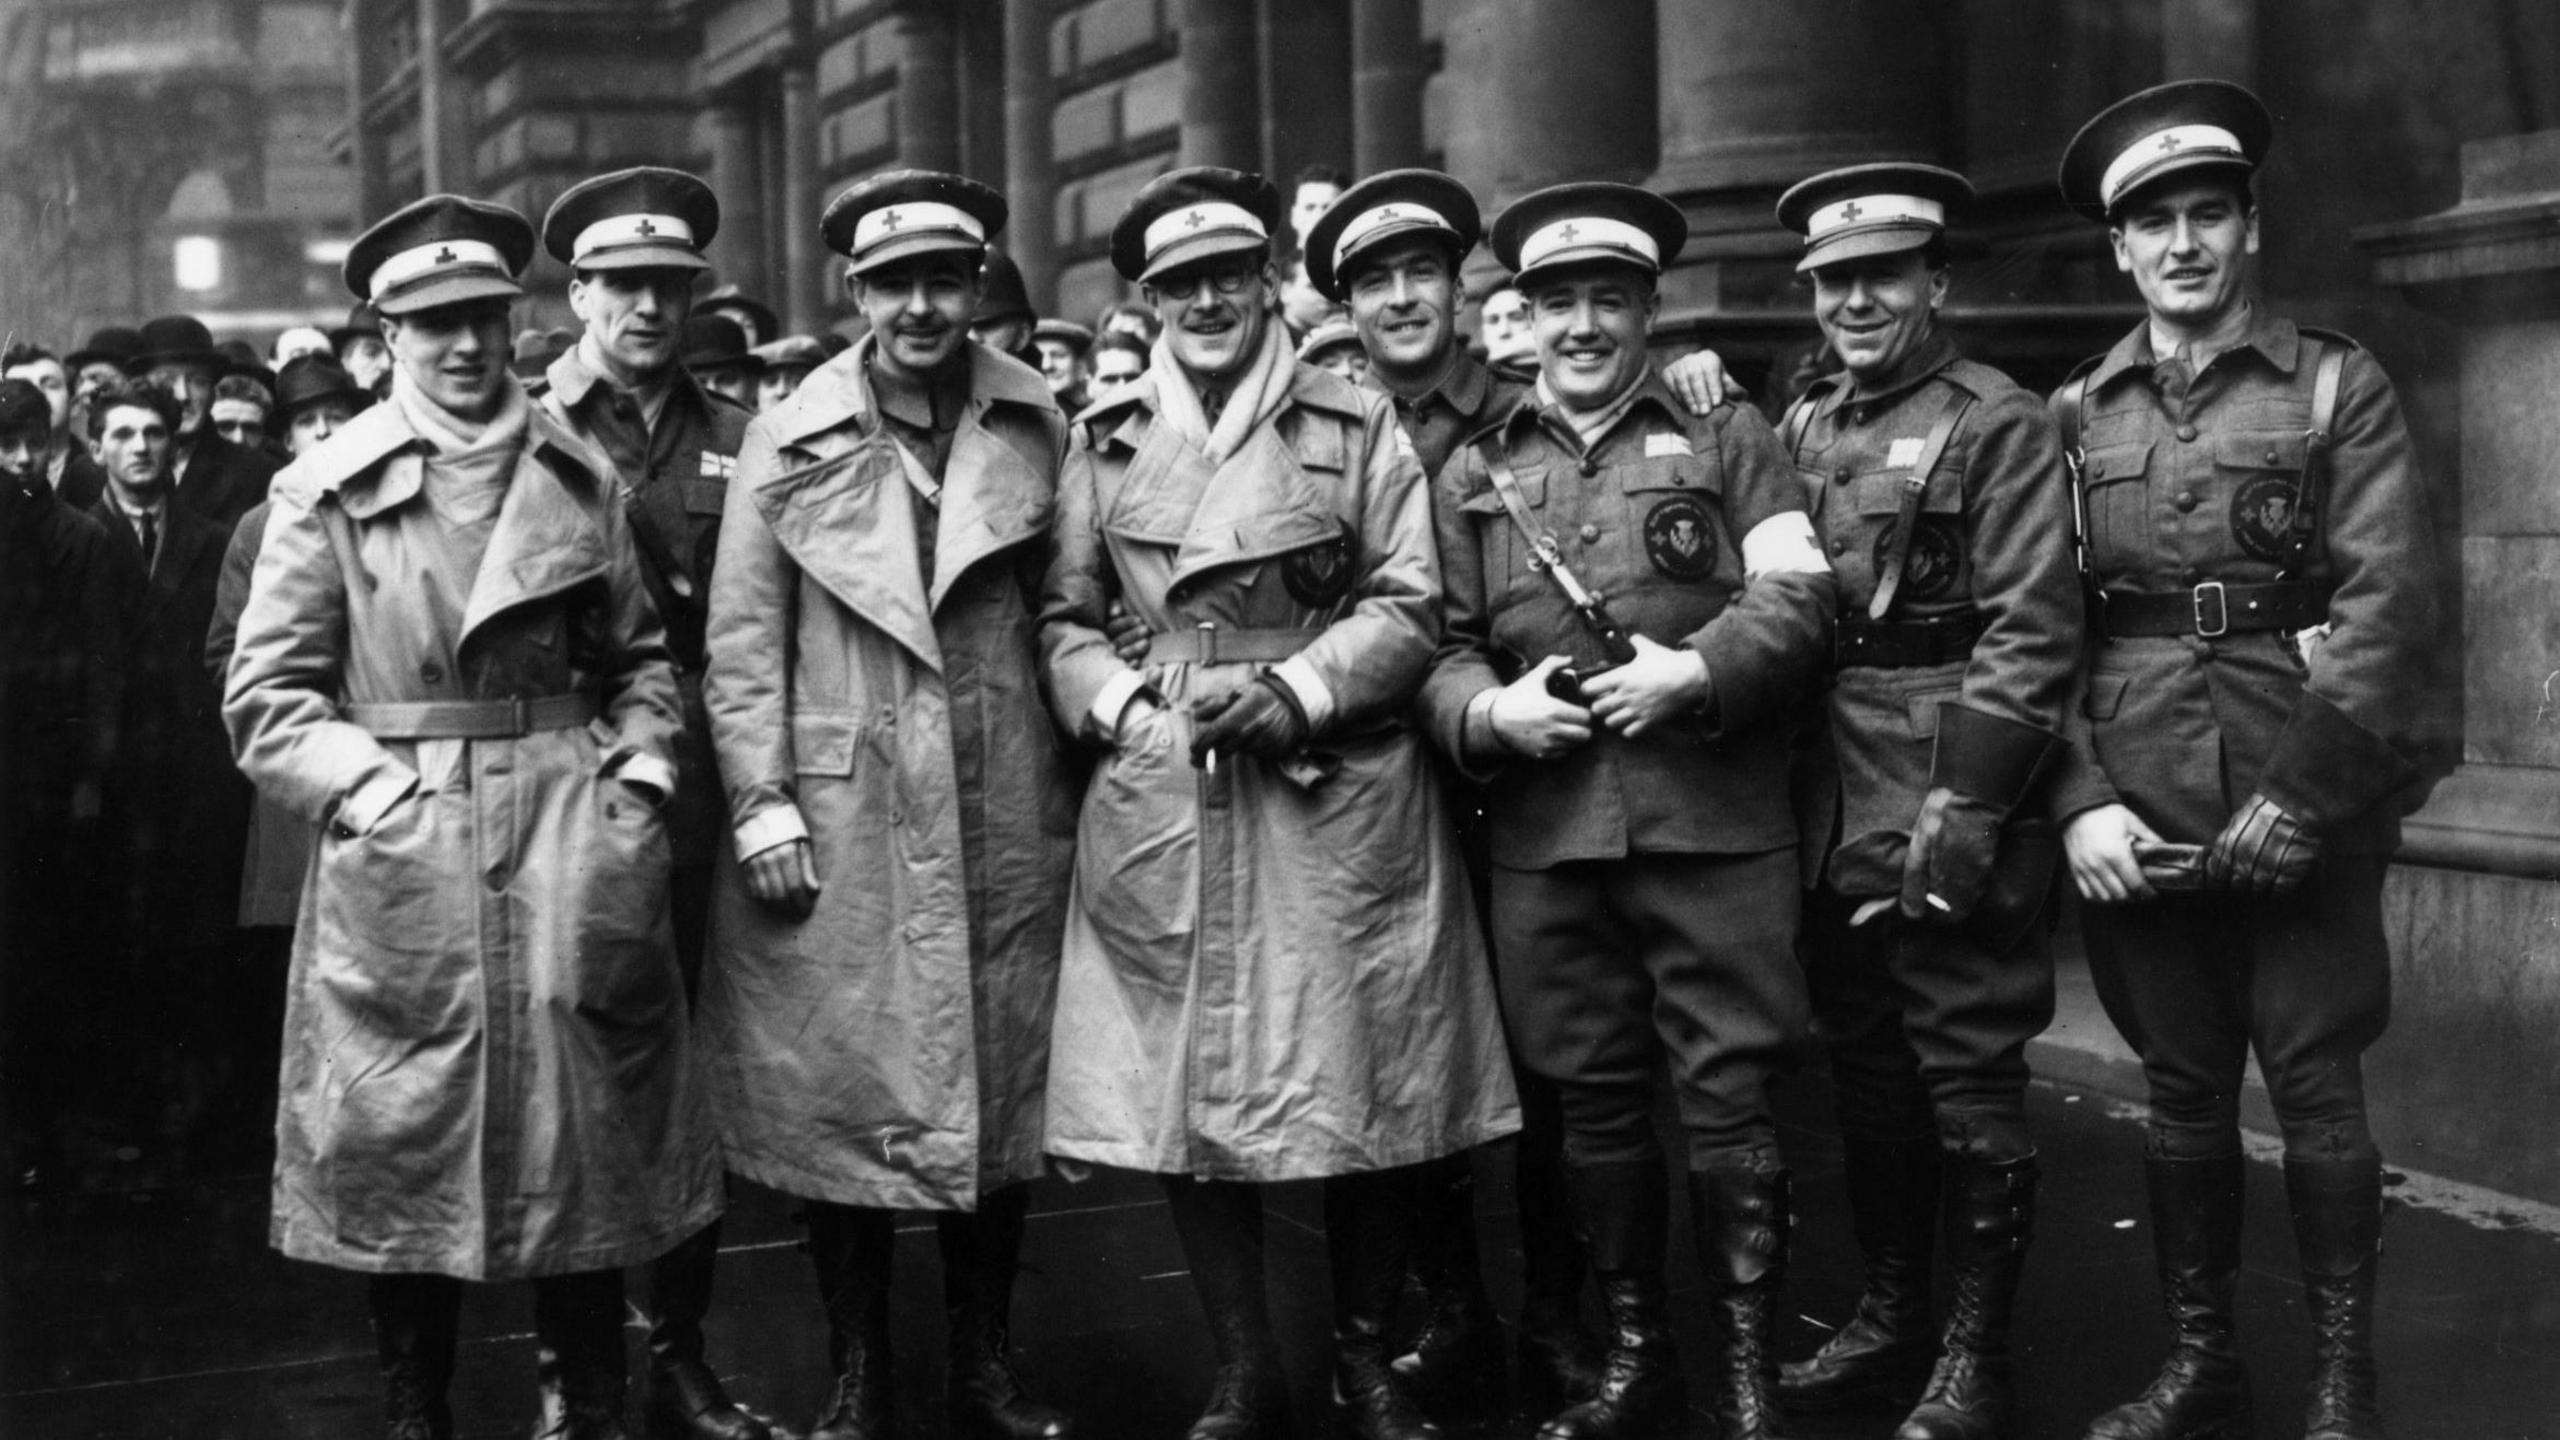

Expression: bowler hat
xmin=132 ymin=315 xmax=223 ymax=370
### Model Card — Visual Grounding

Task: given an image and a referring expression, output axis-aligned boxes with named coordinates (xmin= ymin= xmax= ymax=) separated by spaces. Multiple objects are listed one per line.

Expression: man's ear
xmin=1927 ymin=266 xmax=1951 ymax=311
xmin=2109 ymin=226 xmax=2133 ymax=275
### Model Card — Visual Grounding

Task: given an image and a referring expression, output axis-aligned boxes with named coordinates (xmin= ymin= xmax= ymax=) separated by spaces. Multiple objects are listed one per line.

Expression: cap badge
xmin=1557 ymin=223 xmax=1580 ymax=241
xmin=2157 ymin=133 xmax=2184 ymax=153
xmin=635 ymin=218 xmax=657 ymax=237
xmin=1183 ymin=208 xmax=1209 ymax=229
xmin=880 ymin=209 xmax=902 ymax=231
xmin=1840 ymin=201 xmax=1864 ymax=222
xmin=434 ymin=246 xmax=457 ymax=264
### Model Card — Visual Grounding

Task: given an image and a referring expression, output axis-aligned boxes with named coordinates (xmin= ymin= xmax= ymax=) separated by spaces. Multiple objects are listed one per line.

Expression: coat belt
xmin=346 ymin=692 xmax=600 ymax=739
xmin=1834 ymin=614 xmax=1985 ymax=669
xmin=2098 ymin=581 xmax=2328 ymax=639
xmin=1143 ymin=625 xmax=1326 ymax=665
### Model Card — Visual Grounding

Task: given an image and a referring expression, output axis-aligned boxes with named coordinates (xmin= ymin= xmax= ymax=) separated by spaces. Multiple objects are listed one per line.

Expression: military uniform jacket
xmin=1785 ymin=333 xmax=2081 ymax=896
xmin=539 ymin=350 xmax=751 ymax=869
xmin=1365 ymin=349 xmax=1532 ymax=481
xmin=1419 ymin=375 xmax=1837 ymax=869
xmin=2047 ymin=312 xmax=2440 ymax=851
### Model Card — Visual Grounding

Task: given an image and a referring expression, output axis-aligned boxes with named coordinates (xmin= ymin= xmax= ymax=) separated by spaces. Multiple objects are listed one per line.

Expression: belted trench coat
xmin=223 ymin=394 xmax=720 ymax=1280
xmin=1038 ymin=359 xmax=1519 ymax=1182
xmin=698 ymin=342 xmax=1077 ymax=1211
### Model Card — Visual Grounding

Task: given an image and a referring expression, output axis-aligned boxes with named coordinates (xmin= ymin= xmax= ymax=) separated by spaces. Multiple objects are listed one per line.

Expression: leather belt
xmin=347 ymin=692 xmax=600 ymax=740
xmin=1835 ymin=614 xmax=1984 ymax=669
xmin=1143 ymin=625 xmax=1325 ymax=665
xmin=2099 ymin=581 xmax=2329 ymax=639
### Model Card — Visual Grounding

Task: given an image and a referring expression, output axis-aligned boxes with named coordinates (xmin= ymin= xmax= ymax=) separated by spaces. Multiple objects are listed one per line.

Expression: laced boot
xmin=369 ymin=1273 xmax=461 ymax=1440
xmin=1693 ymin=1165 xmax=1795 ymax=1440
xmin=1392 ymin=1153 xmax=1507 ymax=1424
xmin=1324 ymin=1167 xmax=1443 ymax=1440
xmin=1164 ymin=1177 xmax=1291 ymax=1440
xmin=1514 ymin=1107 xmax=1604 ymax=1415
xmin=940 ymin=1187 xmax=1073 ymax=1440
xmin=1535 ymin=1158 xmax=1681 ymax=1440
xmin=644 ymin=1222 xmax=772 ymax=1440
xmin=2288 ymin=1158 xmax=2387 ymax=1440
xmin=806 ymin=1203 xmax=896 ymax=1440
xmin=1896 ymin=1155 xmax=2038 ymax=1440
xmin=1781 ymin=1135 xmax=1942 ymax=1411
xmin=2082 ymin=1155 xmax=2252 ymax=1440
xmin=531 ymin=1270 xmax=632 ymax=1440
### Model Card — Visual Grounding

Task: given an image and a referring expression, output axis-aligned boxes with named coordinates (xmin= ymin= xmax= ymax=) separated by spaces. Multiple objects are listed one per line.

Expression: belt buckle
xmin=2191 ymin=581 xmax=2229 ymax=638
xmin=1194 ymin=621 xmax=1219 ymax=666
xmin=507 ymin=695 xmax=533 ymax=736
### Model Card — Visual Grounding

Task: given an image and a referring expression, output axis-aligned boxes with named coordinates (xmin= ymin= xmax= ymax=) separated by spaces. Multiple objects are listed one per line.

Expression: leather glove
xmin=2202 ymin=792 xmax=2322 ymax=894
xmin=1103 ymin=597 xmax=1151 ymax=665
xmin=1899 ymin=786 xmax=2006 ymax=921
xmin=1188 ymin=675 xmax=1311 ymax=766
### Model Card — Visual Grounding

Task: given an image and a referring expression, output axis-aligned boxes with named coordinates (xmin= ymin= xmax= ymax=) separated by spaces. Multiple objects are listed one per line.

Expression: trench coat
xmin=698 ymin=341 xmax=1077 ymax=1212
xmin=223 ymin=394 xmax=720 ymax=1280
xmin=207 ymin=498 xmax=311 ymax=928
xmin=1039 ymin=358 xmax=1519 ymax=1182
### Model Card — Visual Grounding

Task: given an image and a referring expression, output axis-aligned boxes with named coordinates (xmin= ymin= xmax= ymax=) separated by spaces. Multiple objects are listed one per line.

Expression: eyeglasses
xmin=1155 ymin=259 xmax=1259 ymax=301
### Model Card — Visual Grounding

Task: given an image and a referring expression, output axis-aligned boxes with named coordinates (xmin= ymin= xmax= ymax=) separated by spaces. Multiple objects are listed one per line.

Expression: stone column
xmin=1350 ymin=0 xmax=1425 ymax=176
xmin=781 ymin=63 xmax=824 ymax=335
xmin=1178 ymin=0 xmax=1260 ymax=170
xmin=415 ymin=0 xmax=471 ymax=192
xmin=2350 ymin=132 xmax=2560 ymax=1204
xmin=1468 ymin=0 xmax=1656 ymax=204
xmin=1003 ymin=0 xmax=1058 ymax=312
xmin=896 ymin=4 xmax=963 ymax=174
xmin=1259 ymin=0 xmax=1351 ymax=185
xmin=343 ymin=0 xmax=391 ymax=220
xmin=1650 ymin=0 xmax=1946 ymax=200
xmin=708 ymin=98 xmax=771 ymax=306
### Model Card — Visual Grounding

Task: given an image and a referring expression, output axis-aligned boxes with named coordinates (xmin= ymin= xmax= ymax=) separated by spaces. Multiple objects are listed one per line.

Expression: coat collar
xmin=768 ymin=336 xmax=1055 ymax=449
xmin=1364 ymin=346 xmax=1493 ymax=425
xmin=2088 ymin=306 xmax=2301 ymax=394
xmin=297 ymin=391 xmax=607 ymax=521
xmin=1825 ymin=329 xmax=1960 ymax=413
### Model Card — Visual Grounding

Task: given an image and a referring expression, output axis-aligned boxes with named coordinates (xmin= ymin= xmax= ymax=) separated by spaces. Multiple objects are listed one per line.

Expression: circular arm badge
xmin=1643 ymin=495 xmax=1720 ymax=581
xmin=1281 ymin=525 xmax=1359 ymax=607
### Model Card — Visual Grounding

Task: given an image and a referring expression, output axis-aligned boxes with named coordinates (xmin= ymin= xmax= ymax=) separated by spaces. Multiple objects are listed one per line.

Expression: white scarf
xmin=1146 ymin=319 xmax=1295 ymax=465
xmin=393 ymin=368 xmax=531 ymax=528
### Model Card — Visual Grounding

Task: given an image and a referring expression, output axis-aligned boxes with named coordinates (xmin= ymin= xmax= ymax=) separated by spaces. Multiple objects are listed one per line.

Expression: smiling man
xmin=1766 ymin=162 xmax=2082 ymax=1440
xmin=1040 ymin=165 xmax=1516 ymax=1440
xmin=2047 ymin=82 xmax=2439 ymax=1440
xmin=529 ymin=165 xmax=769 ymax=1440
xmin=1418 ymin=180 xmax=1835 ymax=1440
xmin=225 ymin=193 xmax=718 ymax=1440
xmin=699 ymin=169 xmax=1078 ymax=1440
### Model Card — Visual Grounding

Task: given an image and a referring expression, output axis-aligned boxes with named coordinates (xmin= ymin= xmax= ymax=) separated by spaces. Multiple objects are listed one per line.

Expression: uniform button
xmin=1830 ymin=539 xmax=1850 ymax=556
xmin=484 ymin=864 xmax=508 ymax=892
xmin=2176 ymin=424 xmax=2199 ymax=442
xmin=1578 ymin=524 xmax=1600 ymax=543
xmin=1834 ymin=467 xmax=1853 ymax=485
xmin=1578 ymin=458 xmax=1599 ymax=478
xmin=2174 ymin=490 xmax=2199 ymax=512
xmin=419 ymin=662 xmax=444 ymax=684
xmin=2264 ymin=446 xmax=2281 ymax=464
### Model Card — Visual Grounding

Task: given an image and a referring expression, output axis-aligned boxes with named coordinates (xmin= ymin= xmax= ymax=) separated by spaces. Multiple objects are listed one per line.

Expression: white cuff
xmin=1461 ymin=688 xmax=1505 ymax=763
xmin=734 ymin=803 xmax=810 ymax=863
xmin=612 ymin=752 xmax=679 ymax=802
xmin=1088 ymin=670 xmax=1150 ymax=742
xmin=338 ymin=768 xmax=420 ymax=837
xmin=1741 ymin=510 xmax=1830 ymax=581
xmin=1270 ymin=656 xmax=1337 ymax=733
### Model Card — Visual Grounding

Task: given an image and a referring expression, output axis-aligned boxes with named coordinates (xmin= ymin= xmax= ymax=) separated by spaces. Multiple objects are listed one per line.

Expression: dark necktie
xmin=138 ymin=511 xmax=159 ymax=575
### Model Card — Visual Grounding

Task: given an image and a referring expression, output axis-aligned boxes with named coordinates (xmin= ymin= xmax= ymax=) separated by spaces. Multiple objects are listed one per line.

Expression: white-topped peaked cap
xmin=1775 ymin=162 xmax=1974 ymax=273
xmin=1489 ymin=182 xmax=1689 ymax=291
xmin=821 ymin=170 xmax=1008 ymax=275
xmin=1111 ymin=166 xmax=1284 ymax=283
xmin=2058 ymin=79 xmax=2272 ymax=223
xmin=1302 ymin=168 xmax=1483 ymax=301
xmin=344 ymin=194 xmax=535 ymax=316
xmin=542 ymin=166 xmax=719 ymax=273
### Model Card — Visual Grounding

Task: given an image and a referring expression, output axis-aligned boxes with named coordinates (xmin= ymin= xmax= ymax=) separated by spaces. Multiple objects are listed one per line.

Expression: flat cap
xmin=345 ymin=194 xmax=535 ymax=316
xmin=1777 ymin=163 xmax=1973 ymax=273
xmin=0 ymin=377 xmax=48 ymax=435
xmin=133 ymin=315 xmax=223 ymax=370
xmin=822 ymin=170 xmax=1007 ymax=275
xmin=543 ymin=166 xmax=718 ymax=273
xmin=1304 ymin=168 xmax=1483 ymax=302
xmin=751 ymin=336 xmax=828 ymax=373
xmin=1112 ymin=167 xmax=1283 ymax=283
xmin=1033 ymin=319 xmax=1096 ymax=351
xmin=65 ymin=326 xmax=141 ymax=374
xmin=679 ymin=314 xmax=760 ymax=372
xmin=1491 ymin=182 xmax=1687 ymax=291
xmin=1296 ymin=319 xmax=1363 ymax=364
xmin=2060 ymin=79 xmax=2272 ymax=224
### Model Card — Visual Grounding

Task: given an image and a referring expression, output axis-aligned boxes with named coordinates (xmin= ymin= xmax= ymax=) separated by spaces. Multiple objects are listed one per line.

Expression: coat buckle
xmin=2191 ymin=581 xmax=2229 ymax=638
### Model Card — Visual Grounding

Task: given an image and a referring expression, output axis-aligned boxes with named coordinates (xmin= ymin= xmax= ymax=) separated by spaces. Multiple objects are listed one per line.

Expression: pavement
xmin=6 ymin=958 xmax=2559 ymax=1439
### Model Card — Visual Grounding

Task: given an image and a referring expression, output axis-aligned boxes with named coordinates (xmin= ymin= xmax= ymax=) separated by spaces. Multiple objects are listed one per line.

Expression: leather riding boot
xmin=1693 ymin=1165 xmax=1795 ymax=1440
xmin=532 ymin=1270 xmax=631 ymax=1440
xmin=1392 ymin=1153 xmax=1507 ymax=1422
xmin=1164 ymin=1176 xmax=1290 ymax=1440
xmin=1896 ymin=1154 xmax=2038 ymax=1440
xmin=939 ymin=1186 xmax=1074 ymax=1440
xmin=1535 ymin=1158 xmax=1681 ymax=1440
xmin=1780 ymin=1135 xmax=1942 ymax=1410
xmin=1514 ymin=1102 xmax=1604 ymax=1415
xmin=806 ymin=1203 xmax=896 ymax=1440
xmin=645 ymin=1222 xmax=772 ymax=1440
xmin=1327 ymin=1168 xmax=1443 ymax=1440
xmin=368 ymin=1273 xmax=461 ymax=1440
xmin=2082 ymin=1155 xmax=2252 ymax=1440
xmin=2288 ymin=1158 xmax=2387 ymax=1440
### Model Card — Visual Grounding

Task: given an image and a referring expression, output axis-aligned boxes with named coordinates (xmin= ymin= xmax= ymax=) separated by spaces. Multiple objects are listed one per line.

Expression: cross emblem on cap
xmin=1557 ymin=223 xmax=1580 ymax=242
xmin=881 ymin=209 xmax=902 ymax=231
xmin=1183 ymin=208 xmax=1208 ymax=229
xmin=635 ymin=218 xmax=657 ymax=237
xmin=1378 ymin=206 xmax=1399 ymax=220
xmin=433 ymin=246 xmax=457 ymax=264
xmin=2157 ymin=133 xmax=2184 ymax=152
xmin=1840 ymin=201 xmax=1864 ymax=222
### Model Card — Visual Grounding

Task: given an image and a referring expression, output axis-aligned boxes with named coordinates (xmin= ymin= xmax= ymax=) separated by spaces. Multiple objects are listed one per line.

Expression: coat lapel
xmin=457 ymin=420 xmax=613 ymax=648
xmin=1166 ymin=413 xmax=1340 ymax=591
xmin=929 ymin=348 xmax=1059 ymax=612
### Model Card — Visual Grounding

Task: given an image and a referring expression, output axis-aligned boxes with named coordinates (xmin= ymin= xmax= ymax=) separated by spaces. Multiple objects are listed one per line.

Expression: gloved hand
xmin=1104 ymin=597 xmax=1151 ymax=664
xmin=2202 ymin=792 xmax=2322 ymax=894
xmin=1899 ymin=786 xmax=2006 ymax=921
xmin=1188 ymin=675 xmax=1311 ymax=766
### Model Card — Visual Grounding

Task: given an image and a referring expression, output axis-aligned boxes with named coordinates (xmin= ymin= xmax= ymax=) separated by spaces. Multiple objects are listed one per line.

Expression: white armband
xmin=1741 ymin=511 xmax=1831 ymax=582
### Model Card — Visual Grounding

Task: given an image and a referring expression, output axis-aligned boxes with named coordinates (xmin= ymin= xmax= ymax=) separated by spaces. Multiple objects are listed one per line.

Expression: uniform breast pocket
xmin=1456 ymin=485 xmax=1538 ymax=607
xmin=2214 ymin=431 xmax=2311 ymax=564
xmin=1853 ymin=469 xmax=1970 ymax=608
xmin=2077 ymin=442 xmax=2153 ymax=575
xmin=1618 ymin=456 xmax=1725 ymax=586
xmin=791 ymin=711 xmax=866 ymax=778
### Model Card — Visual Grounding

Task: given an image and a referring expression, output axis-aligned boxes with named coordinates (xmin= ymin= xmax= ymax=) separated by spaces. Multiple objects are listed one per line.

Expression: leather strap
xmin=1867 ymin=393 xmax=1972 ymax=621
xmin=1474 ymin=437 xmax=1635 ymax=661
xmin=2056 ymin=361 xmax=2096 ymax=583
xmin=2098 ymin=581 xmax=2330 ymax=639
xmin=1143 ymin=625 xmax=1327 ymax=665
xmin=1834 ymin=614 xmax=1986 ymax=669
xmin=347 ymin=692 xmax=600 ymax=739
xmin=2284 ymin=340 xmax=2346 ymax=575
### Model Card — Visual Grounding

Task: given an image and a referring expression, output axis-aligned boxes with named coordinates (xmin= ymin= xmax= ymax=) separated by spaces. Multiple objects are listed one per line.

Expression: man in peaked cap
xmin=1041 ymin=164 xmax=1517 ymax=1440
xmin=1418 ymin=179 xmax=1836 ymax=1440
xmin=531 ymin=165 xmax=772 ymax=1440
xmin=698 ymin=167 xmax=1078 ymax=1440
xmin=130 ymin=314 xmax=276 ymax=532
xmin=1764 ymin=162 xmax=2083 ymax=1440
xmin=2046 ymin=81 xmax=2438 ymax=1440
xmin=225 ymin=192 xmax=720 ymax=1440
